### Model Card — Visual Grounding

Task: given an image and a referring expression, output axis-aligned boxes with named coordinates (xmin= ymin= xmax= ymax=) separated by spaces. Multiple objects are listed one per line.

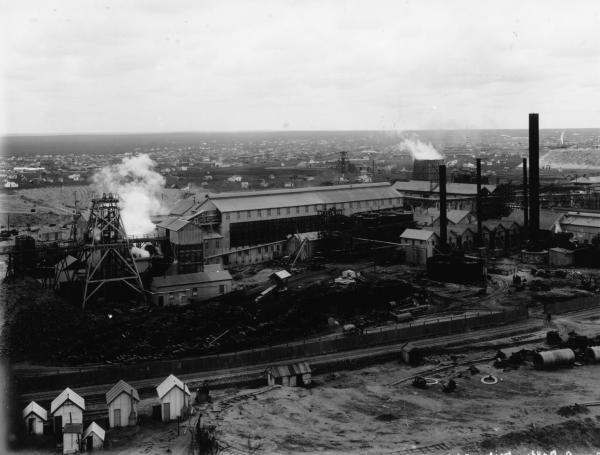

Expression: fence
xmin=544 ymin=295 xmax=599 ymax=315
xmin=16 ymin=307 xmax=529 ymax=392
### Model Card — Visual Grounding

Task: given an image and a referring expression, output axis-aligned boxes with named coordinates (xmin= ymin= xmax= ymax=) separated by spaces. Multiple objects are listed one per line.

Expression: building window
xmin=277 ymin=208 xmax=280 ymax=215
xmin=225 ymin=213 xmax=230 ymax=220
xmin=304 ymin=206 xmax=308 ymax=213
xmin=296 ymin=207 xmax=300 ymax=214
xmin=192 ymin=287 xmax=197 ymax=296
xmin=169 ymin=293 xmax=174 ymax=301
xmin=247 ymin=210 xmax=251 ymax=218
xmin=237 ymin=211 xmax=241 ymax=220
xmin=219 ymin=284 xmax=225 ymax=294
xmin=258 ymin=210 xmax=262 ymax=217
xmin=216 ymin=239 xmax=220 ymax=249
xmin=286 ymin=207 xmax=290 ymax=215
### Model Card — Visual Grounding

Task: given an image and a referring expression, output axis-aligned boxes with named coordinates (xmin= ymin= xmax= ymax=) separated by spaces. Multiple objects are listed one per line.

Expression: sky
xmin=1 ymin=0 xmax=599 ymax=134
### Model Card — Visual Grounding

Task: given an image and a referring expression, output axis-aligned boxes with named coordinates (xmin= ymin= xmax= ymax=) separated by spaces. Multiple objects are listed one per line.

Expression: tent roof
xmin=156 ymin=374 xmax=191 ymax=399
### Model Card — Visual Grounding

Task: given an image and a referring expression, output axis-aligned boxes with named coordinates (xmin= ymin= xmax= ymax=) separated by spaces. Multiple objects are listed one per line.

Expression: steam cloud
xmin=92 ymin=154 xmax=166 ymax=236
xmin=399 ymin=138 xmax=443 ymax=160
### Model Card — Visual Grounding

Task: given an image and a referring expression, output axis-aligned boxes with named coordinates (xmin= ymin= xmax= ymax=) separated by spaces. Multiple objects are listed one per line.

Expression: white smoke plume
xmin=131 ymin=246 xmax=151 ymax=258
xmin=560 ymin=131 xmax=565 ymax=145
xmin=399 ymin=138 xmax=443 ymax=160
xmin=92 ymin=154 xmax=166 ymax=236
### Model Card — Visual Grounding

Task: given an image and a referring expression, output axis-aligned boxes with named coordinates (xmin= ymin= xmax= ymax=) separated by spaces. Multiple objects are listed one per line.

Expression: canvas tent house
xmin=51 ymin=388 xmax=85 ymax=433
xmin=155 ymin=374 xmax=191 ymax=422
xmin=22 ymin=401 xmax=48 ymax=435
xmin=82 ymin=422 xmax=105 ymax=451
xmin=266 ymin=362 xmax=312 ymax=387
xmin=105 ymin=379 xmax=139 ymax=428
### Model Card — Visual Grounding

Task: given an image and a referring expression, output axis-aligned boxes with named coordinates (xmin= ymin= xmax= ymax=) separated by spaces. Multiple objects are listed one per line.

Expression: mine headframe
xmin=79 ymin=193 xmax=144 ymax=309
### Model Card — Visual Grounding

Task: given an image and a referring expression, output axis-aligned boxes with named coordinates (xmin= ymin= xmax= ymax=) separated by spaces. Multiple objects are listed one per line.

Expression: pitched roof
xmin=152 ymin=270 xmax=232 ymax=289
xmin=400 ymin=228 xmax=438 ymax=241
xmin=105 ymin=379 xmax=140 ymax=405
xmin=23 ymin=401 xmax=48 ymax=421
xmin=50 ymin=387 xmax=85 ymax=414
xmin=156 ymin=217 xmax=191 ymax=232
xmin=266 ymin=361 xmax=312 ymax=378
xmin=156 ymin=374 xmax=190 ymax=399
xmin=190 ymin=183 xmax=400 ymax=213
xmin=506 ymin=209 xmax=563 ymax=230
xmin=83 ymin=422 xmax=105 ymax=441
xmin=393 ymin=180 xmax=496 ymax=195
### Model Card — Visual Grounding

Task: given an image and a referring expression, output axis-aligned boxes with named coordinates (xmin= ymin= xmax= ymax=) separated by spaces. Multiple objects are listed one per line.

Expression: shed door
xmin=86 ymin=435 xmax=93 ymax=451
xmin=28 ymin=417 xmax=34 ymax=434
xmin=163 ymin=402 xmax=170 ymax=421
xmin=114 ymin=409 xmax=121 ymax=427
xmin=54 ymin=415 xmax=62 ymax=433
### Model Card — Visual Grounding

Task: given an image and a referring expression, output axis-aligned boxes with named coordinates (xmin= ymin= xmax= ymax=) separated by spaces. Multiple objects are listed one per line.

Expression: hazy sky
xmin=2 ymin=0 xmax=599 ymax=134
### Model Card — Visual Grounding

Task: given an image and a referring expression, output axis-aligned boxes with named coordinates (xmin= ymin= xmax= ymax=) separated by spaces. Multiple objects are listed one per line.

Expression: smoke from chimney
xmin=92 ymin=154 xmax=166 ymax=236
xmin=399 ymin=138 xmax=443 ymax=160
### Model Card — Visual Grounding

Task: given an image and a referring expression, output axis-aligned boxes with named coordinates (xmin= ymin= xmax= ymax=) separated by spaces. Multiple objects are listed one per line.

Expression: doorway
xmin=162 ymin=403 xmax=170 ymax=421
xmin=28 ymin=417 xmax=34 ymax=434
xmin=86 ymin=435 xmax=93 ymax=451
xmin=114 ymin=409 xmax=121 ymax=427
xmin=54 ymin=415 xmax=62 ymax=434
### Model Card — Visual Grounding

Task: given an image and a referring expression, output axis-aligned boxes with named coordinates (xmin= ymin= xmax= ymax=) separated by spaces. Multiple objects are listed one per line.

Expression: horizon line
xmin=3 ymin=126 xmax=599 ymax=138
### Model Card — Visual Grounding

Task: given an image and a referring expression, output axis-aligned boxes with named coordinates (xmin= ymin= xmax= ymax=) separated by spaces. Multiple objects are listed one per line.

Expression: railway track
xmin=19 ymin=318 xmax=547 ymax=420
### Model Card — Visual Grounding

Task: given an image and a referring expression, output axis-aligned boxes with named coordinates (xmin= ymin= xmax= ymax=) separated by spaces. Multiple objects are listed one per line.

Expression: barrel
xmin=533 ymin=348 xmax=575 ymax=369
xmin=586 ymin=346 xmax=600 ymax=363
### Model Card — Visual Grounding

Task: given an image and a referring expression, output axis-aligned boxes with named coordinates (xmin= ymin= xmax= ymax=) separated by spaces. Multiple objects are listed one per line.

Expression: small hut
xmin=82 ymin=422 xmax=105 ymax=451
xmin=266 ymin=362 xmax=312 ymax=387
xmin=105 ymin=380 xmax=139 ymax=428
xmin=62 ymin=423 xmax=83 ymax=454
xmin=22 ymin=401 xmax=48 ymax=435
xmin=155 ymin=374 xmax=191 ymax=422
xmin=51 ymin=388 xmax=85 ymax=433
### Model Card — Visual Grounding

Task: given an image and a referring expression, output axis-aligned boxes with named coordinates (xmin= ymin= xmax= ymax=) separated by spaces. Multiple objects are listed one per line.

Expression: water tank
xmin=533 ymin=348 xmax=575 ymax=369
xmin=586 ymin=346 xmax=600 ymax=363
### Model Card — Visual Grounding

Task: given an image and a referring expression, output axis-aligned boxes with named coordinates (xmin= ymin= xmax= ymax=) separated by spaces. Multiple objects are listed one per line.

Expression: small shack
xmin=51 ymin=388 xmax=85 ymax=433
xmin=266 ymin=362 xmax=312 ymax=387
xmin=22 ymin=401 xmax=48 ymax=435
xmin=269 ymin=269 xmax=292 ymax=287
xmin=105 ymin=379 xmax=140 ymax=428
xmin=549 ymin=247 xmax=574 ymax=267
xmin=62 ymin=423 xmax=83 ymax=454
xmin=82 ymin=422 xmax=105 ymax=451
xmin=155 ymin=374 xmax=191 ymax=422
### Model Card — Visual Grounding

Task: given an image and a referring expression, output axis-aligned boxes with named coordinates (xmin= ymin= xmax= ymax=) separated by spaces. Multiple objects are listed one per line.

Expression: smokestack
xmin=529 ymin=113 xmax=540 ymax=243
xmin=476 ymin=158 xmax=482 ymax=246
xmin=439 ymin=164 xmax=447 ymax=252
xmin=522 ymin=158 xmax=529 ymax=235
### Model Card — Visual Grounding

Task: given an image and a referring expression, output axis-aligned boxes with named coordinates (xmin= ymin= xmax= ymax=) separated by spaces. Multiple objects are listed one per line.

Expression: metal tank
xmin=533 ymin=348 xmax=575 ymax=369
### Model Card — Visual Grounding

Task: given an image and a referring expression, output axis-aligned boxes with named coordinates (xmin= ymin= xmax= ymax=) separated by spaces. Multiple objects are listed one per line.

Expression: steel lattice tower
xmin=80 ymin=193 xmax=144 ymax=309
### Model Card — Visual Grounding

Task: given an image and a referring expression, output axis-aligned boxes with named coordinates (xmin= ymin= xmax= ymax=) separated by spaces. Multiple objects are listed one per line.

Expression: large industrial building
xmin=393 ymin=180 xmax=497 ymax=210
xmin=156 ymin=183 xmax=404 ymax=266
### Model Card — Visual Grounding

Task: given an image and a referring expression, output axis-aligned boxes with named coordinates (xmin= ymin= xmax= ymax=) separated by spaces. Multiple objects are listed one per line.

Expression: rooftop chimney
xmin=528 ymin=113 xmax=540 ymax=243
xmin=522 ymin=158 xmax=529 ymax=235
xmin=439 ymin=164 xmax=447 ymax=252
xmin=476 ymin=158 xmax=482 ymax=246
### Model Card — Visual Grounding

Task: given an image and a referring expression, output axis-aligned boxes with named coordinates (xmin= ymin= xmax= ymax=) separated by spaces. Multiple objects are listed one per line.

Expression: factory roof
xmin=156 ymin=374 xmax=190 ymax=399
xmin=23 ymin=401 xmax=48 ymax=421
xmin=82 ymin=422 xmax=105 ymax=441
xmin=506 ymin=209 xmax=563 ymax=231
xmin=51 ymin=387 xmax=85 ymax=414
xmin=189 ymin=183 xmax=400 ymax=213
xmin=393 ymin=180 xmax=496 ymax=195
xmin=400 ymin=228 xmax=438 ymax=241
xmin=559 ymin=211 xmax=600 ymax=228
xmin=266 ymin=361 xmax=312 ymax=378
xmin=105 ymin=380 xmax=139 ymax=405
xmin=414 ymin=208 xmax=473 ymax=225
xmin=152 ymin=270 xmax=232 ymax=289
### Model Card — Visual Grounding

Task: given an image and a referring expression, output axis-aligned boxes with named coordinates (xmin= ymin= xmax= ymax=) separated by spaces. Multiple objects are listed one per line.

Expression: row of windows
xmin=224 ymin=198 xmax=401 ymax=221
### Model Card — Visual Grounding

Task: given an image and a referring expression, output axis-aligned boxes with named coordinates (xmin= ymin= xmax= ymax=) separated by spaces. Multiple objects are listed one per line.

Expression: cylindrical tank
xmin=586 ymin=346 xmax=600 ymax=363
xmin=533 ymin=348 xmax=575 ymax=369
xmin=395 ymin=312 xmax=414 ymax=323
